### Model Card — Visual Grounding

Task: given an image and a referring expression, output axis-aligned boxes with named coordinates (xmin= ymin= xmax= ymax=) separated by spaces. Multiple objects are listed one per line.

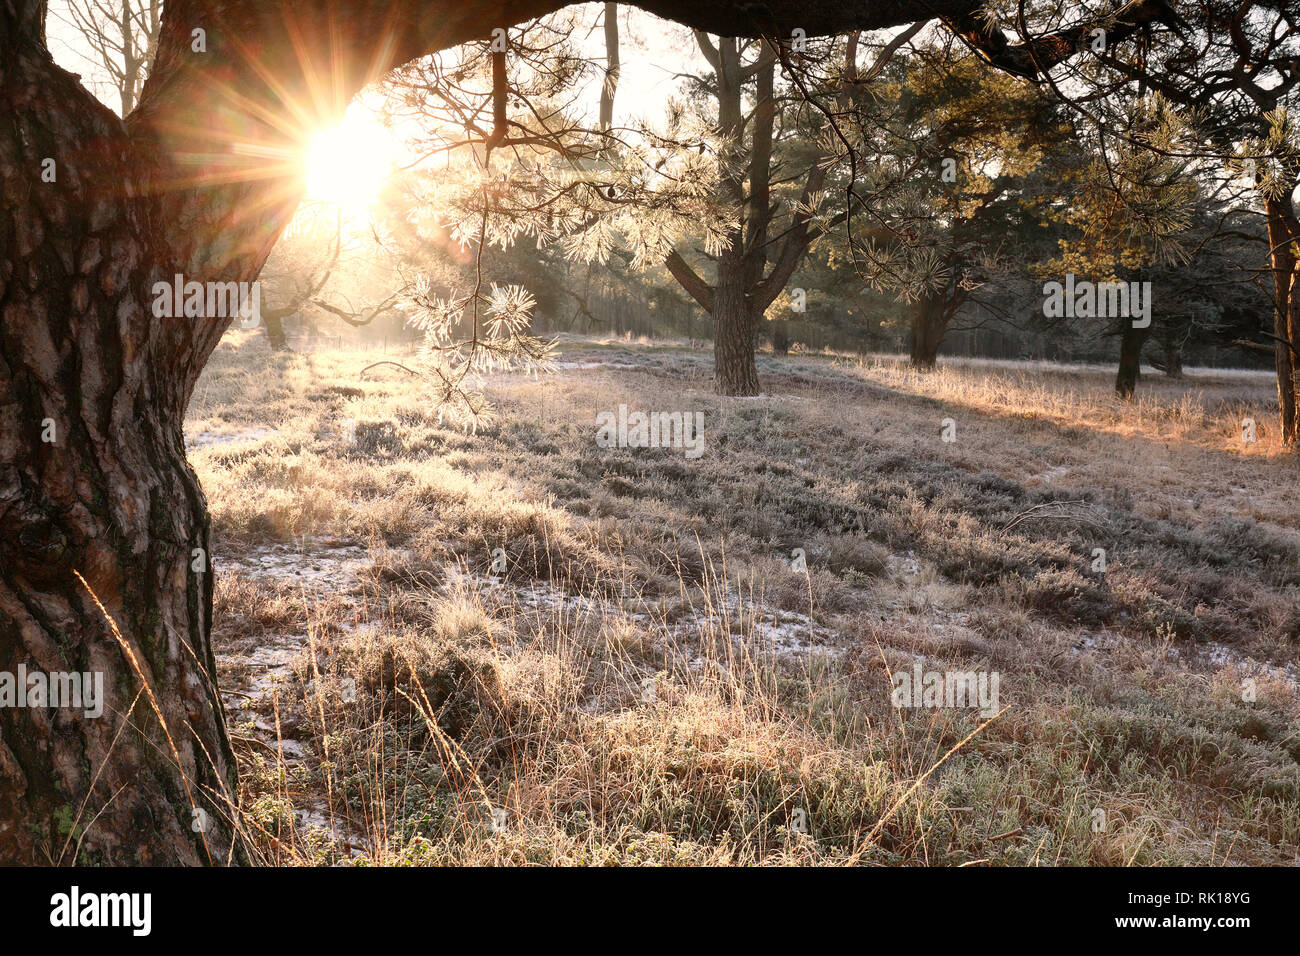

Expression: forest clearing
xmin=190 ymin=333 xmax=1300 ymax=865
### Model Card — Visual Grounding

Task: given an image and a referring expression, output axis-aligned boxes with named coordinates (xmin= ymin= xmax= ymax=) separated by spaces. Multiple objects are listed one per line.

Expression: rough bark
xmin=1115 ymin=322 xmax=1149 ymax=400
xmin=1 ymin=13 xmax=236 ymax=864
xmin=909 ymin=293 xmax=948 ymax=370
xmin=713 ymin=248 xmax=761 ymax=395
xmin=1266 ymin=198 xmax=1299 ymax=445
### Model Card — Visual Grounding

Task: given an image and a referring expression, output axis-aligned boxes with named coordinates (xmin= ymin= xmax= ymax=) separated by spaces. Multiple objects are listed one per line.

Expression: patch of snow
xmin=1195 ymin=641 xmax=1300 ymax=688
xmin=237 ymin=636 xmax=306 ymax=697
xmin=553 ymin=361 xmax=640 ymax=370
xmin=1072 ymin=631 xmax=1105 ymax=654
xmin=276 ymin=738 xmax=308 ymax=760
xmin=186 ymin=426 xmax=276 ymax=450
xmin=296 ymin=807 xmax=368 ymax=859
xmin=1067 ymin=629 xmax=1299 ymax=689
xmin=227 ymin=540 xmax=372 ymax=593
xmin=443 ymin=568 xmax=838 ymax=662
xmin=1031 ymin=464 xmax=1071 ymax=482
xmin=752 ymin=610 xmax=837 ymax=658
xmin=886 ymin=551 xmax=921 ymax=577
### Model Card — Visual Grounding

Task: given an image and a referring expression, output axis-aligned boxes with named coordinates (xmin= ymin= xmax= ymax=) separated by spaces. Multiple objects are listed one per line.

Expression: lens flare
xmin=303 ymin=109 xmax=397 ymax=213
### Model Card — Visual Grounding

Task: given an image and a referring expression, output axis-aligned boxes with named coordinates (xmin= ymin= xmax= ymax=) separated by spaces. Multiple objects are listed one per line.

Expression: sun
xmin=303 ymin=109 xmax=399 ymax=213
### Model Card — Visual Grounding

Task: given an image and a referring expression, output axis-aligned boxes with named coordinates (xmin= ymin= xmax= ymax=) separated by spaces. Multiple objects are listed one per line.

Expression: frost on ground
xmin=230 ymin=540 xmax=372 ymax=590
xmin=186 ymin=426 xmax=277 ymax=450
xmin=214 ymin=539 xmax=383 ymax=855
xmin=443 ymin=567 xmax=843 ymax=664
xmin=191 ymin=337 xmax=1300 ymax=865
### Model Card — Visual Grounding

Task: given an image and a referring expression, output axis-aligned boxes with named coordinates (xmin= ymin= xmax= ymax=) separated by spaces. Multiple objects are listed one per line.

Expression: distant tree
xmin=1032 ymin=97 xmax=1201 ymax=398
xmin=51 ymin=0 xmax=161 ymax=114
xmin=662 ymin=31 xmax=933 ymax=393
xmin=847 ymin=46 xmax=1079 ymax=369
xmin=1143 ymin=189 xmax=1272 ymax=376
xmin=379 ymin=12 xmax=740 ymax=415
xmin=1011 ymin=1 xmax=1300 ymax=433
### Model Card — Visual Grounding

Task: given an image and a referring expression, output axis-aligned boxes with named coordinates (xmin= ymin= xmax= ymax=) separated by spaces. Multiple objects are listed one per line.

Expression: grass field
xmin=187 ymin=330 xmax=1300 ymax=865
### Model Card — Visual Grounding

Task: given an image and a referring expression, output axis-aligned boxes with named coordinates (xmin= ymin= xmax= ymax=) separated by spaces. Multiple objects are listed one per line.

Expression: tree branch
xmin=665 ymin=250 xmax=715 ymax=313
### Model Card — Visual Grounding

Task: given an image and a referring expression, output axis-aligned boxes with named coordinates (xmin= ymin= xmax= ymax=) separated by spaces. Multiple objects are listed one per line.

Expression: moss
xmin=54 ymin=804 xmax=78 ymax=838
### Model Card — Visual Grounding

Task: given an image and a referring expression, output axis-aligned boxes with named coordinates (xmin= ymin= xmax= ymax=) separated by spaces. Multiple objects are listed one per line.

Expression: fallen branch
xmin=359 ymin=361 xmax=421 ymax=378
xmin=1225 ymin=337 xmax=1292 ymax=357
xmin=1001 ymin=499 xmax=1108 ymax=536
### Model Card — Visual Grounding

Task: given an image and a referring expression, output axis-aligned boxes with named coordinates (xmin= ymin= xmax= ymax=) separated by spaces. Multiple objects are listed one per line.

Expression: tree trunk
xmin=1162 ymin=343 xmax=1183 ymax=378
xmin=0 ymin=381 xmax=235 ymax=865
xmin=713 ymin=256 xmax=760 ymax=395
xmin=772 ymin=319 xmax=790 ymax=356
xmin=599 ymin=3 xmax=619 ymax=136
xmin=1289 ymin=268 xmax=1300 ymax=439
xmin=1115 ymin=322 xmax=1149 ymax=400
xmin=0 ymin=18 xmax=248 ymax=864
xmin=708 ymin=39 xmax=761 ymax=397
xmin=909 ymin=294 xmax=948 ymax=370
xmin=664 ymin=37 xmax=839 ymax=396
xmin=265 ymin=311 xmax=290 ymax=351
xmin=1267 ymin=199 xmax=1300 ymax=445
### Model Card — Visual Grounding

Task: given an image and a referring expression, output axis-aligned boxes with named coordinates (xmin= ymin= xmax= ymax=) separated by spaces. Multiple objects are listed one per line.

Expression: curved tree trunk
xmin=0 ymin=378 xmax=234 ymax=865
xmin=1 ymin=24 xmax=240 ymax=864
